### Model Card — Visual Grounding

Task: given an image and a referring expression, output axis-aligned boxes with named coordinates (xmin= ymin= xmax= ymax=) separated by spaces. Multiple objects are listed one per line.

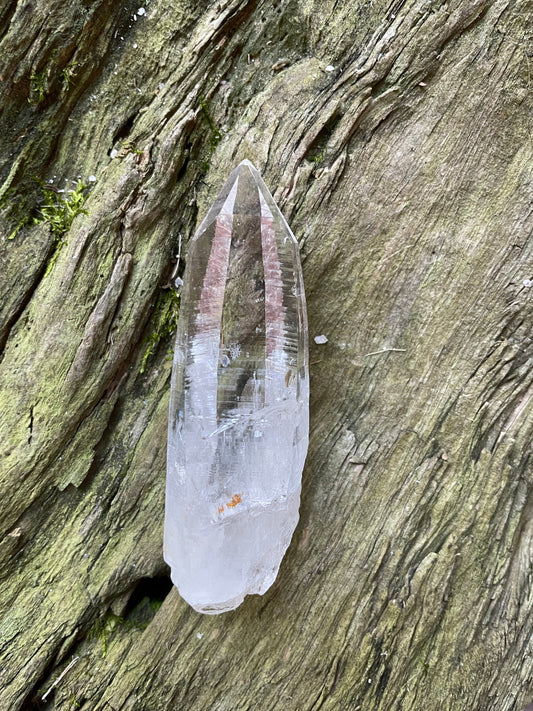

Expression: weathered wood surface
xmin=0 ymin=0 xmax=532 ymax=708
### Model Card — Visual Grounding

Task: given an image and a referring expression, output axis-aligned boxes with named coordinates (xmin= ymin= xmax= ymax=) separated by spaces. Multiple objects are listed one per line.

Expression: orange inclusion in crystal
xmin=217 ymin=494 xmax=242 ymax=514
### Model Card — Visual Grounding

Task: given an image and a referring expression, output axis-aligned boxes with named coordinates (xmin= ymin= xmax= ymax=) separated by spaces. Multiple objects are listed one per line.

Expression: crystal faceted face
xmin=165 ymin=160 xmax=309 ymax=614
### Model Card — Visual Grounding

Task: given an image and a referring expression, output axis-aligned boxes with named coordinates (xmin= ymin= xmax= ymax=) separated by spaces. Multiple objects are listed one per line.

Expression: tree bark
xmin=0 ymin=0 xmax=532 ymax=709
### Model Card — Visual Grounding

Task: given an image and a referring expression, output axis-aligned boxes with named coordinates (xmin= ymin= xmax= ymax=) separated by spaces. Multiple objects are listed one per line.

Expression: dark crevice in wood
xmin=0 ymin=0 xmax=18 ymax=44
xmin=111 ymin=112 xmax=138 ymax=147
xmin=123 ymin=575 xmax=173 ymax=620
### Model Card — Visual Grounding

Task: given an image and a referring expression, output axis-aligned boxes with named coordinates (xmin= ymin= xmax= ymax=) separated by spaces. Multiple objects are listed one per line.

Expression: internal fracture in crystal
xmin=165 ymin=160 xmax=309 ymax=614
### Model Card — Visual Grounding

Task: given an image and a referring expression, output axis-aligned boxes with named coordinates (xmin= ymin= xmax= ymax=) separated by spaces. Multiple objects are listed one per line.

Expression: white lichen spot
xmin=137 ymin=7 xmax=146 ymax=14
xmin=523 ymin=279 xmax=532 ymax=287
xmin=314 ymin=334 xmax=328 ymax=345
xmin=324 ymin=65 xmax=335 ymax=72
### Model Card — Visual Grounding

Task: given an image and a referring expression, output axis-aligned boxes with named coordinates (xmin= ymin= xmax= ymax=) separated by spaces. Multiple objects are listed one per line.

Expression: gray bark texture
xmin=0 ymin=0 xmax=532 ymax=709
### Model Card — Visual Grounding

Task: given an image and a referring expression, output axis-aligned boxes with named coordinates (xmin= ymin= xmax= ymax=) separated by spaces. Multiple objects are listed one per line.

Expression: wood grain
xmin=0 ymin=0 xmax=531 ymax=708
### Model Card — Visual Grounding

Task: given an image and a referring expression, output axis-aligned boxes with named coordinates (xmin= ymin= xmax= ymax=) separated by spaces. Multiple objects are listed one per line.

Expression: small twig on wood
xmin=362 ymin=348 xmax=406 ymax=357
xmin=42 ymin=656 xmax=80 ymax=701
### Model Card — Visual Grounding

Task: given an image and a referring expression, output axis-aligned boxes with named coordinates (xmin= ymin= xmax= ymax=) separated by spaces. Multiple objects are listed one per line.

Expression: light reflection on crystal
xmin=165 ymin=160 xmax=309 ymax=614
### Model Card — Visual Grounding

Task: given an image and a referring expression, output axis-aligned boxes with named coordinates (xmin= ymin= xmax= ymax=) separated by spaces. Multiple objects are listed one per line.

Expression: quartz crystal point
xmin=165 ymin=160 xmax=309 ymax=614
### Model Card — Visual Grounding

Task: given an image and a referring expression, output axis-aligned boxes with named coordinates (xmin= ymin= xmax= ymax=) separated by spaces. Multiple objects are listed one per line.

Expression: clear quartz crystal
xmin=165 ymin=160 xmax=309 ymax=614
